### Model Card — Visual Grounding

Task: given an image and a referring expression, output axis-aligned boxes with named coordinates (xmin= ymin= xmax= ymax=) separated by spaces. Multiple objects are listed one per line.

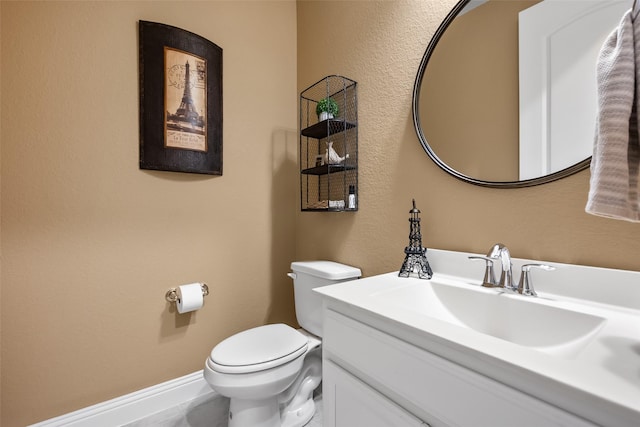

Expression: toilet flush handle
xmin=287 ymin=272 xmax=297 ymax=280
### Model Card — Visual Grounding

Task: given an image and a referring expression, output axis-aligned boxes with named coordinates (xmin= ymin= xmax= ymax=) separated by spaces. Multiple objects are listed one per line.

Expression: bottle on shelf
xmin=348 ymin=185 xmax=356 ymax=209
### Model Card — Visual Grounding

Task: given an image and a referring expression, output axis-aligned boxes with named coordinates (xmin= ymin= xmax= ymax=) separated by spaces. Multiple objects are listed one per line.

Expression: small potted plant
xmin=316 ymin=97 xmax=339 ymax=121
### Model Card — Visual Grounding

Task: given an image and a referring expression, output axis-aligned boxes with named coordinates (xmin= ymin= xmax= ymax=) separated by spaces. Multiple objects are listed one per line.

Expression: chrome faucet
xmin=496 ymin=245 xmax=516 ymax=291
xmin=469 ymin=243 xmax=554 ymax=296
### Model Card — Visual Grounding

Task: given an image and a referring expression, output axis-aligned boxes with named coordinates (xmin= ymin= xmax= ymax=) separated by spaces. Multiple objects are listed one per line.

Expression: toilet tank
xmin=289 ymin=261 xmax=361 ymax=337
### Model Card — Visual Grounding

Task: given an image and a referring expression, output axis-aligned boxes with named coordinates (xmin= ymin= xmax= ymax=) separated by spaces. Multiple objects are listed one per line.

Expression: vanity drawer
xmin=323 ymin=309 xmax=597 ymax=427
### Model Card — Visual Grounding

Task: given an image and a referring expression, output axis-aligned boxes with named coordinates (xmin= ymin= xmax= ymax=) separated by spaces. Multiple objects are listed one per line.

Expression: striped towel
xmin=586 ymin=10 xmax=640 ymax=222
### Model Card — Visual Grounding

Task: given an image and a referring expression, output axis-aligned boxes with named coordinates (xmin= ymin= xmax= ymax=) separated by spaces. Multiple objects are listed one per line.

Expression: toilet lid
xmin=209 ymin=324 xmax=308 ymax=374
xmin=291 ymin=261 xmax=361 ymax=280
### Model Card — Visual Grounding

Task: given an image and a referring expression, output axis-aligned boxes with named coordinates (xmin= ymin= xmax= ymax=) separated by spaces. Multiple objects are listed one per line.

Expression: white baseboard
xmin=29 ymin=370 xmax=214 ymax=427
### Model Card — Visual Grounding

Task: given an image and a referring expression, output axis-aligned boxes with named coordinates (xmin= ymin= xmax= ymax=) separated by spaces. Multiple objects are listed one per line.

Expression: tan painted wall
xmin=0 ymin=2 xmax=3 ymax=423
xmin=296 ymin=0 xmax=640 ymax=276
xmin=1 ymin=1 xmax=297 ymax=425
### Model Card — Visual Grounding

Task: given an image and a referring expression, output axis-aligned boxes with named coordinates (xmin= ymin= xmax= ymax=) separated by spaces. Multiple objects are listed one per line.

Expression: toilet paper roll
xmin=176 ymin=283 xmax=204 ymax=314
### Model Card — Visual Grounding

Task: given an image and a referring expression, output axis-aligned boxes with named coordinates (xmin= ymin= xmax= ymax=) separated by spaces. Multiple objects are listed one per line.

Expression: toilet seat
xmin=209 ymin=324 xmax=308 ymax=374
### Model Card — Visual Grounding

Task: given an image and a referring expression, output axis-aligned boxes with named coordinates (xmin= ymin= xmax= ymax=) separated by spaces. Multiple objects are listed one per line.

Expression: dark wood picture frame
xmin=139 ymin=21 xmax=222 ymax=175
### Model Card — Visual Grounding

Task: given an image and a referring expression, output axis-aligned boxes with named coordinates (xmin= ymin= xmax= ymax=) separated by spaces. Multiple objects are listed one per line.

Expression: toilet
xmin=203 ymin=261 xmax=361 ymax=427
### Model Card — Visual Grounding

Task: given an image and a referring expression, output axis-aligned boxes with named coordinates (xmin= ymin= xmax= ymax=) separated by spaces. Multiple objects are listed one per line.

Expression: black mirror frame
xmin=412 ymin=0 xmax=591 ymax=188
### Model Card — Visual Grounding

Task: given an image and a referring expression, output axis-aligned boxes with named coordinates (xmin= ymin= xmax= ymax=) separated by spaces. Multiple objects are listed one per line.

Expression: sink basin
xmin=372 ymin=278 xmax=606 ymax=358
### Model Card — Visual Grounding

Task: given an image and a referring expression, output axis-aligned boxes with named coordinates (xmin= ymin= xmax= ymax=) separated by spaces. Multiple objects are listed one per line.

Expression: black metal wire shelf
xmin=303 ymin=207 xmax=358 ymax=212
xmin=301 ymin=164 xmax=357 ymax=175
xmin=299 ymin=75 xmax=358 ymax=212
xmin=301 ymin=119 xmax=357 ymax=139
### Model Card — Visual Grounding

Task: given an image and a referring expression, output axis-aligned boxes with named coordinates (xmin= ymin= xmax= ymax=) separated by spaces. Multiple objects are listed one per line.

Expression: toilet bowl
xmin=203 ymin=261 xmax=361 ymax=427
xmin=204 ymin=325 xmax=321 ymax=427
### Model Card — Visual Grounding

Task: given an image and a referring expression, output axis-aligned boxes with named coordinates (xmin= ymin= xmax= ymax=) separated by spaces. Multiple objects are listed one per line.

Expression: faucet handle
xmin=517 ymin=264 xmax=555 ymax=296
xmin=468 ymin=256 xmax=497 ymax=287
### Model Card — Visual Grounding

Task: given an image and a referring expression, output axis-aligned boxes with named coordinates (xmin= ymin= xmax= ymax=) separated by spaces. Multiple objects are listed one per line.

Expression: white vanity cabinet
xmin=324 ymin=360 xmax=429 ymax=427
xmin=322 ymin=308 xmax=597 ymax=427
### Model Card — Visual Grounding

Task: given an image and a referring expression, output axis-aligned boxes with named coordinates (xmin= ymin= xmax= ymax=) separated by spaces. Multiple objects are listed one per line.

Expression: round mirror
xmin=413 ymin=0 xmax=630 ymax=188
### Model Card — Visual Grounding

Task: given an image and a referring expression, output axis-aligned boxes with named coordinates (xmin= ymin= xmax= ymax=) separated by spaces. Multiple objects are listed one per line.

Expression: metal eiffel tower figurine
xmin=399 ymin=199 xmax=433 ymax=279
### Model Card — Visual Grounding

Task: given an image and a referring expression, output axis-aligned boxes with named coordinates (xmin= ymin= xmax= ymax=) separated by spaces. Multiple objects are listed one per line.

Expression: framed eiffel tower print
xmin=139 ymin=21 xmax=223 ymax=175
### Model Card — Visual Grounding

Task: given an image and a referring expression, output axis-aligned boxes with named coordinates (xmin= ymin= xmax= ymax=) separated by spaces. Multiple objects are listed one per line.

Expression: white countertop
xmin=315 ymin=249 xmax=640 ymax=427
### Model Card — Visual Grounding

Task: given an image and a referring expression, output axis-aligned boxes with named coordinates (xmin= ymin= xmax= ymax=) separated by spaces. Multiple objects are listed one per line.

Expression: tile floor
xmin=306 ymin=394 xmax=323 ymax=427
xmin=125 ymin=390 xmax=323 ymax=427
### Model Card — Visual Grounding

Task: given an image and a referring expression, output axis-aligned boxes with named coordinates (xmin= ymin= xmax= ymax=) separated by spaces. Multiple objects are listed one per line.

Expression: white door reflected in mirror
xmin=518 ymin=0 xmax=630 ymax=180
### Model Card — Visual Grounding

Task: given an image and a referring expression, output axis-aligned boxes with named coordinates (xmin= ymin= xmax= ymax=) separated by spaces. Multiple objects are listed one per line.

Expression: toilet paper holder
xmin=165 ymin=283 xmax=209 ymax=303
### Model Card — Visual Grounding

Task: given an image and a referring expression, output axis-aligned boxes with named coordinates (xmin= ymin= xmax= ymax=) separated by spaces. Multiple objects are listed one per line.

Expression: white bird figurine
xmin=325 ymin=141 xmax=349 ymax=165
